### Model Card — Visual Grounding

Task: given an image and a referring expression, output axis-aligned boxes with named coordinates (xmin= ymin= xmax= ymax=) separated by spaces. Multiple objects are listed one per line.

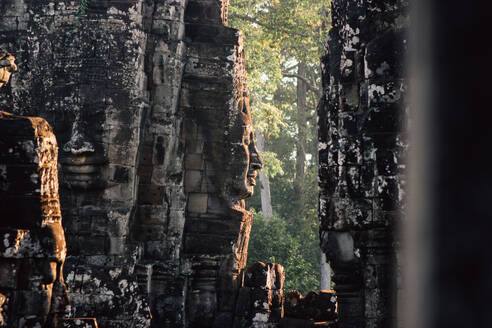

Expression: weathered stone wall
xmin=318 ymin=1 xmax=408 ymax=327
xmin=234 ymin=262 xmax=285 ymax=327
xmin=0 ymin=111 xmax=69 ymax=327
xmin=181 ymin=1 xmax=262 ymax=326
xmin=0 ymin=1 xmax=185 ymax=326
xmin=0 ymin=0 xmax=263 ymax=327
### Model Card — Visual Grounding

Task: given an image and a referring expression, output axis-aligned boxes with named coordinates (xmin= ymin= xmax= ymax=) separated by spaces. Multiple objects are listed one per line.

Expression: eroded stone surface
xmin=0 ymin=1 xmax=264 ymax=327
xmin=0 ymin=109 xmax=70 ymax=327
xmin=181 ymin=2 xmax=263 ymax=326
xmin=318 ymin=1 xmax=408 ymax=327
xmin=0 ymin=1 xmax=184 ymax=326
xmin=234 ymin=262 xmax=285 ymax=328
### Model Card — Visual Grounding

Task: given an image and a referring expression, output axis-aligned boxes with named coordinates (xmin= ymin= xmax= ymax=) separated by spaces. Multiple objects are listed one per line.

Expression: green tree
xmin=229 ymin=0 xmax=331 ymax=292
xmin=247 ymin=212 xmax=319 ymax=294
xmin=77 ymin=0 xmax=94 ymax=15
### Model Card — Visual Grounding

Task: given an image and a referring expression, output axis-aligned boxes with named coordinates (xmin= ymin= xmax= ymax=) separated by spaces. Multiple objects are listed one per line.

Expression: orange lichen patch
xmin=221 ymin=0 xmax=229 ymax=25
xmin=312 ymin=322 xmax=335 ymax=326
xmin=0 ymin=229 xmax=34 ymax=258
xmin=27 ymin=116 xmax=62 ymax=224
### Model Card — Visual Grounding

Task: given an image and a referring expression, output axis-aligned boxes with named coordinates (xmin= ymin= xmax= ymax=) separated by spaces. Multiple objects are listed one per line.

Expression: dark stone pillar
xmin=318 ymin=1 xmax=408 ymax=327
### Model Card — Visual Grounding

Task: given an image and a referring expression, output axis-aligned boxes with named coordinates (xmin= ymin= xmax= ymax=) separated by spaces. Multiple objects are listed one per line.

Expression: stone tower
xmin=318 ymin=0 xmax=408 ymax=327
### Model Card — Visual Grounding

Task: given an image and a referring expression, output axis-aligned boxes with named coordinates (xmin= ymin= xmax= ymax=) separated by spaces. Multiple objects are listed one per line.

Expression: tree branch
xmin=282 ymin=72 xmax=320 ymax=96
xmin=228 ymin=14 xmax=309 ymax=37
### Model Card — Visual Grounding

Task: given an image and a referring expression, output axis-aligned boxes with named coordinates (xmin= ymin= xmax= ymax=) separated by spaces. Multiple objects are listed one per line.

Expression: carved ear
xmin=324 ymin=231 xmax=356 ymax=264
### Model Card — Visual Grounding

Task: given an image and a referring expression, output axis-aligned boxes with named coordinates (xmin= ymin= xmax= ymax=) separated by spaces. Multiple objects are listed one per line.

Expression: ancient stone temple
xmin=318 ymin=0 xmax=408 ymax=327
xmin=0 ymin=0 xmax=410 ymax=327
xmin=0 ymin=52 xmax=69 ymax=327
xmin=0 ymin=51 xmax=98 ymax=328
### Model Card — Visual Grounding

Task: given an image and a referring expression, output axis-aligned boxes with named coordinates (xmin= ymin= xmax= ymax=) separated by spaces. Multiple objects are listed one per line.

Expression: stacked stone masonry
xmin=234 ymin=262 xmax=285 ymax=327
xmin=0 ymin=108 xmax=99 ymax=326
xmin=0 ymin=0 xmax=353 ymax=327
xmin=318 ymin=1 xmax=408 ymax=327
xmin=0 ymin=0 xmax=267 ymax=327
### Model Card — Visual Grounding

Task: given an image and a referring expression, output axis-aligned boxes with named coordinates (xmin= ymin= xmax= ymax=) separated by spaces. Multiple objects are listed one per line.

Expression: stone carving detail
xmin=318 ymin=0 xmax=408 ymax=327
xmin=0 ymin=1 xmax=186 ymax=326
xmin=0 ymin=0 xmax=356 ymax=326
xmin=0 ymin=50 xmax=69 ymax=327
xmin=181 ymin=1 xmax=263 ymax=326
xmin=0 ymin=0 xmax=264 ymax=326
xmin=233 ymin=262 xmax=285 ymax=327
xmin=0 ymin=112 xmax=70 ymax=327
xmin=0 ymin=50 xmax=16 ymax=88
xmin=282 ymin=290 xmax=337 ymax=326
xmin=0 ymin=49 xmax=99 ymax=328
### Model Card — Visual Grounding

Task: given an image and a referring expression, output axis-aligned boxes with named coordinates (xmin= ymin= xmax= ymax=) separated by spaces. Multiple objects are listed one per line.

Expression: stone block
xmin=61 ymin=318 xmax=99 ymax=328
xmin=373 ymin=176 xmax=401 ymax=211
xmin=185 ymin=1 xmax=222 ymax=24
xmin=251 ymin=288 xmax=272 ymax=312
xmin=245 ymin=262 xmax=275 ymax=289
xmin=185 ymin=170 xmax=203 ymax=193
xmin=136 ymin=224 xmax=167 ymax=241
xmin=187 ymin=193 xmax=208 ymax=213
xmin=184 ymin=233 xmax=233 ymax=254
xmin=138 ymin=184 xmax=165 ymax=205
xmin=186 ymin=138 xmax=204 ymax=154
xmin=0 ymin=259 xmax=18 ymax=289
xmin=185 ymin=153 xmax=204 ymax=170
xmin=235 ymin=287 xmax=251 ymax=316
xmin=185 ymin=23 xmax=239 ymax=45
xmin=108 ymin=237 xmax=125 ymax=255
xmin=80 ymin=236 xmax=108 ymax=255
xmin=213 ymin=311 xmax=234 ymax=328
xmin=167 ymin=209 xmax=186 ymax=234
xmin=206 ymin=195 xmax=226 ymax=214
xmin=137 ymin=205 xmax=168 ymax=225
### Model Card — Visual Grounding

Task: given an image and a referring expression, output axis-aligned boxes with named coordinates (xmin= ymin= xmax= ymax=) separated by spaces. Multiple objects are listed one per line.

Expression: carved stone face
xmin=33 ymin=29 xmax=145 ymax=196
xmin=36 ymin=223 xmax=71 ymax=322
xmin=0 ymin=51 xmax=17 ymax=88
xmin=0 ymin=109 xmax=69 ymax=326
xmin=226 ymin=99 xmax=263 ymax=200
xmin=53 ymin=102 xmax=141 ymax=192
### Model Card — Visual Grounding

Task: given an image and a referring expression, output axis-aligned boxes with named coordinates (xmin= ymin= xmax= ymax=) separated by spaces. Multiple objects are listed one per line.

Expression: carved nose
xmin=250 ymin=151 xmax=263 ymax=170
xmin=8 ymin=61 xmax=17 ymax=72
xmin=63 ymin=122 xmax=95 ymax=155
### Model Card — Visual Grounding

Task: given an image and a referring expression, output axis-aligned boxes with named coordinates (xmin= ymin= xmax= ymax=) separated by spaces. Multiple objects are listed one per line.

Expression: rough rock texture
xmin=0 ymin=110 xmax=70 ymax=327
xmin=181 ymin=2 xmax=262 ymax=327
xmin=284 ymin=290 xmax=337 ymax=323
xmin=318 ymin=1 xmax=408 ymax=327
xmin=61 ymin=318 xmax=99 ymax=328
xmin=0 ymin=49 xmax=99 ymax=328
xmin=0 ymin=1 xmax=169 ymax=326
xmin=0 ymin=1 xmax=262 ymax=327
xmin=233 ymin=262 xmax=285 ymax=327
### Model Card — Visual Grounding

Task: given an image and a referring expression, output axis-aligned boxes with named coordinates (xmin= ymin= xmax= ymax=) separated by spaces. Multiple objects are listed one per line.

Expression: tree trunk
xmin=294 ymin=61 xmax=308 ymax=217
xmin=255 ymin=131 xmax=273 ymax=218
xmin=320 ymin=252 xmax=331 ymax=290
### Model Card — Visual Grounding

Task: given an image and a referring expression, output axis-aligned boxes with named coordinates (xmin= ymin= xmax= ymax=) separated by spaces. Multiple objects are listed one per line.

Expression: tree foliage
xmin=247 ymin=212 xmax=320 ymax=294
xmin=229 ymin=0 xmax=331 ymax=292
xmin=77 ymin=0 xmax=94 ymax=15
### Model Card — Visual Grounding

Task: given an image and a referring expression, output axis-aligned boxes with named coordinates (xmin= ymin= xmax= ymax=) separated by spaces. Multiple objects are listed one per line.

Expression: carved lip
xmin=59 ymin=155 xmax=106 ymax=189
xmin=62 ymin=165 xmax=100 ymax=174
xmin=59 ymin=154 xmax=106 ymax=166
xmin=247 ymin=171 xmax=257 ymax=186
